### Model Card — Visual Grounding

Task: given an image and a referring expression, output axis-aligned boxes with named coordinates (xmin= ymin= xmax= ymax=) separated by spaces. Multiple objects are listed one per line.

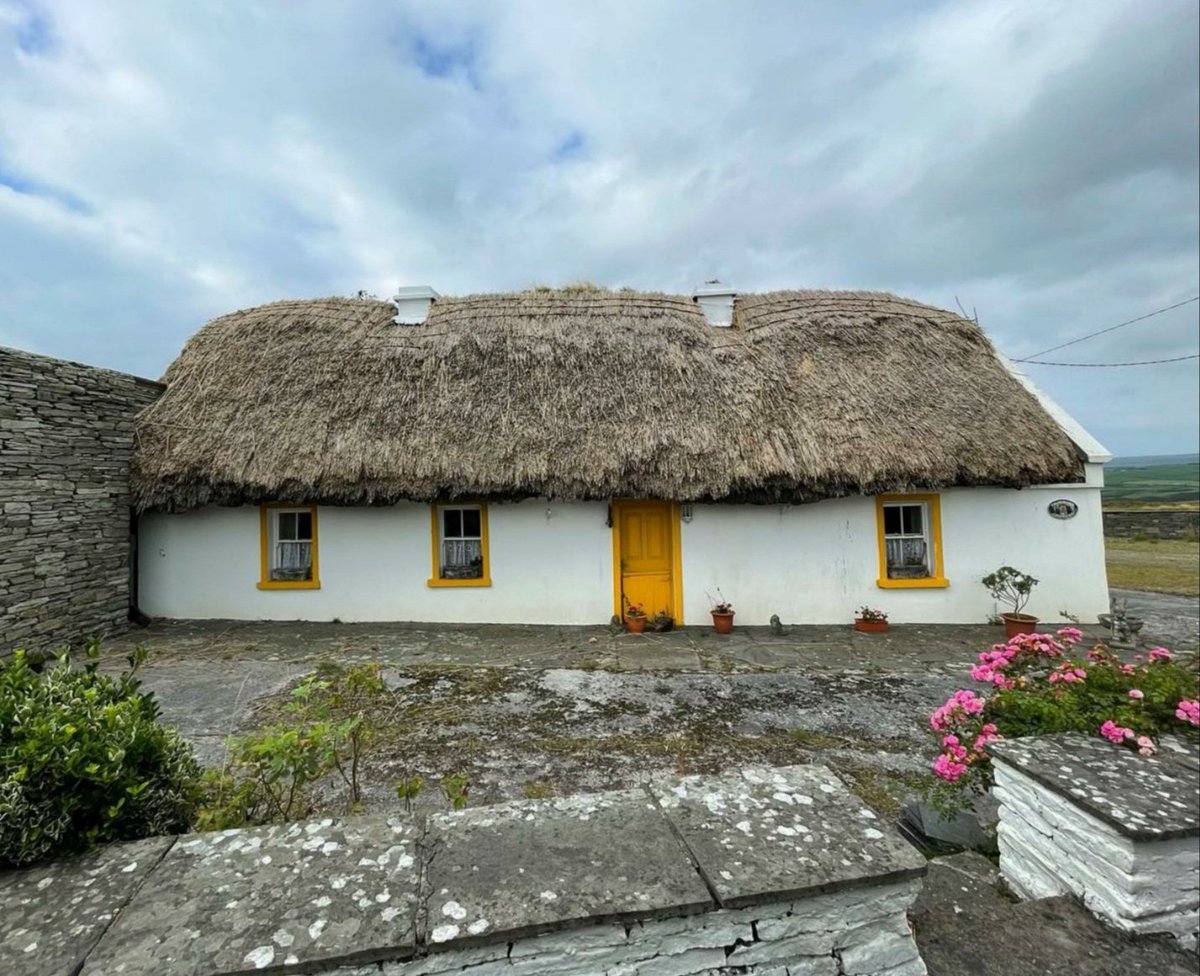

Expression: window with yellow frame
xmin=429 ymin=502 xmax=491 ymax=587
xmin=258 ymin=503 xmax=320 ymax=589
xmin=875 ymin=494 xmax=948 ymax=588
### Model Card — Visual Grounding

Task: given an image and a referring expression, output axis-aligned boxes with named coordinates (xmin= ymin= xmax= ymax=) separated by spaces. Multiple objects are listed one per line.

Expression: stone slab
xmin=422 ymin=788 xmax=711 ymax=950
xmin=82 ymin=815 xmax=421 ymax=976
xmin=648 ymin=764 xmax=926 ymax=908
xmin=911 ymin=853 xmax=1198 ymax=976
xmin=0 ymin=836 xmax=174 ymax=976
xmin=615 ymin=644 xmax=702 ymax=671
xmin=991 ymin=733 xmax=1200 ymax=840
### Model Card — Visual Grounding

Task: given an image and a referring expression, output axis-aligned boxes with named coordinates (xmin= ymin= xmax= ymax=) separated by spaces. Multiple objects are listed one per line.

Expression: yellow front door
xmin=613 ymin=500 xmax=679 ymax=622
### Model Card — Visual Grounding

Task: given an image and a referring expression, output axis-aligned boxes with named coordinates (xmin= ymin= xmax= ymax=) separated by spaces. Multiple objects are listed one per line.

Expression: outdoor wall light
xmin=681 ymin=504 xmax=694 ymax=522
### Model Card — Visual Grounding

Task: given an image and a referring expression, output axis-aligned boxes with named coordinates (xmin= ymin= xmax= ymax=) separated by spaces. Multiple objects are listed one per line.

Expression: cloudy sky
xmin=1 ymin=0 xmax=1196 ymax=456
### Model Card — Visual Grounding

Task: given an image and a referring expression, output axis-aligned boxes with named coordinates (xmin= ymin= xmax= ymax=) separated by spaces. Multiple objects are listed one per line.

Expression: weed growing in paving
xmin=197 ymin=662 xmax=390 ymax=829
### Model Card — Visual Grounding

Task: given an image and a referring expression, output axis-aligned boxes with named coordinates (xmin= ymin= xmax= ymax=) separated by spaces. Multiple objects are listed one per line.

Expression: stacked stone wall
xmin=0 ymin=346 xmax=161 ymax=653
xmin=1103 ymin=509 xmax=1199 ymax=540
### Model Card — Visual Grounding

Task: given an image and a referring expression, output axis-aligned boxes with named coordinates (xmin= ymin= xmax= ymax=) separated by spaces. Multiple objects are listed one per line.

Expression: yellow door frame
xmin=610 ymin=500 xmax=684 ymax=623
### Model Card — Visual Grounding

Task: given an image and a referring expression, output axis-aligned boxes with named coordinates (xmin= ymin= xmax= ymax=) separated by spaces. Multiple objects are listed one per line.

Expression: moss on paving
xmin=242 ymin=662 xmax=937 ymax=816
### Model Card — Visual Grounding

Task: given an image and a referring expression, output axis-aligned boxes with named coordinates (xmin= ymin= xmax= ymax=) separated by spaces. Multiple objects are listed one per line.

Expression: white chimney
xmin=391 ymin=285 xmax=440 ymax=324
xmin=693 ymin=280 xmax=737 ymax=327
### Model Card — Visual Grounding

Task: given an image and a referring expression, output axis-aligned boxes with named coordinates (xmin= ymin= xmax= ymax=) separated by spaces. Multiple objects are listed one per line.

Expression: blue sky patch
xmin=0 ymin=159 xmax=89 ymax=214
xmin=408 ymin=32 xmax=480 ymax=89
xmin=552 ymin=130 xmax=586 ymax=162
xmin=13 ymin=1 xmax=56 ymax=55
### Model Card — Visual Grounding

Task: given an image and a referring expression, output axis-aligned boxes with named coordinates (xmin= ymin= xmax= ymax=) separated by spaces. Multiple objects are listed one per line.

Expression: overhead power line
xmin=1019 ymin=353 xmax=1199 ymax=367
xmin=1012 ymin=296 xmax=1200 ymax=362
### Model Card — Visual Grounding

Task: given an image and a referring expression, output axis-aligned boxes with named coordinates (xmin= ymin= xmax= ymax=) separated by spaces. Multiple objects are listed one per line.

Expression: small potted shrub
xmin=982 ymin=566 xmax=1039 ymax=639
xmin=854 ymin=606 xmax=889 ymax=634
xmin=709 ymin=595 xmax=735 ymax=634
xmin=624 ymin=602 xmax=647 ymax=634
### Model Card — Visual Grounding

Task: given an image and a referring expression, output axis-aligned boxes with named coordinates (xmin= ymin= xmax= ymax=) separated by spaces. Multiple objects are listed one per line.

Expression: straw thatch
xmin=131 ymin=288 xmax=1085 ymax=511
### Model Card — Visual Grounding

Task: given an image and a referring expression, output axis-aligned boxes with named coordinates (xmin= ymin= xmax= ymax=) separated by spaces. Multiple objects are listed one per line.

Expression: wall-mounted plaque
xmin=1048 ymin=499 xmax=1078 ymax=520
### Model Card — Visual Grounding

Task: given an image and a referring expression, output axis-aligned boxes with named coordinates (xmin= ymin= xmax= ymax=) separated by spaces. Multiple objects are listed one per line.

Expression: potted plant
xmin=854 ymin=606 xmax=889 ymax=634
xmin=624 ymin=602 xmax=647 ymax=634
xmin=982 ymin=566 xmax=1039 ymax=639
xmin=709 ymin=594 xmax=735 ymax=634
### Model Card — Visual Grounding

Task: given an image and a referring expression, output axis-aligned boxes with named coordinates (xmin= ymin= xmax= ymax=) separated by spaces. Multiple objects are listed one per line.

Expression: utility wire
xmin=1012 ymin=296 xmax=1200 ymax=362
xmin=1019 ymin=353 xmax=1199 ymax=367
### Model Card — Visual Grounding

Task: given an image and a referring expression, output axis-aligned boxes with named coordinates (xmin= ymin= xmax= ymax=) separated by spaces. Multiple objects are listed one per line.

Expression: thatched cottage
xmin=132 ymin=285 xmax=1111 ymax=626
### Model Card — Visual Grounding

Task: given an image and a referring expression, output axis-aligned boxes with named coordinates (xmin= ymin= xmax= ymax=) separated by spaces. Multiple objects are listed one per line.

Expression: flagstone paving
xmin=92 ymin=613 xmax=1195 ymax=818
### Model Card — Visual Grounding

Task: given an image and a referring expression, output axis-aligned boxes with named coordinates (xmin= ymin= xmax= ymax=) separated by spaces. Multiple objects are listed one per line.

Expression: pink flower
xmin=933 ymin=753 xmax=968 ymax=783
xmin=1148 ymin=647 xmax=1173 ymax=662
xmin=1100 ymin=720 xmax=1135 ymax=745
xmin=1136 ymin=735 xmax=1157 ymax=757
xmin=1128 ymin=689 xmax=1144 ymax=700
xmin=1120 ymin=664 xmax=1136 ymax=675
xmin=1176 ymin=700 xmax=1200 ymax=726
xmin=1056 ymin=627 xmax=1084 ymax=644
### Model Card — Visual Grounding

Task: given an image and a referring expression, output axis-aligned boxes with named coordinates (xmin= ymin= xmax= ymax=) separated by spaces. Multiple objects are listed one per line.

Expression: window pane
xmin=461 ymin=508 xmax=481 ymax=538
xmin=886 ymin=538 xmax=930 ymax=578
xmin=883 ymin=506 xmax=901 ymax=535
xmin=277 ymin=512 xmax=297 ymax=541
xmin=443 ymin=508 xmax=462 ymax=539
xmin=296 ymin=511 xmax=313 ymax=540
xmin=902 ymin=505 xmax=923 ymax=536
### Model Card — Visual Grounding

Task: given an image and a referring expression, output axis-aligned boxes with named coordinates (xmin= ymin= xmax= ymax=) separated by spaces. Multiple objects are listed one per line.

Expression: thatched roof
xmin=131 ymin=288 xmax=1086 ymax=511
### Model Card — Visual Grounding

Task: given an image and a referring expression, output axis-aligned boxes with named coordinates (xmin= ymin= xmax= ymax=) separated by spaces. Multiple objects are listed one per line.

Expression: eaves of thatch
xmin=131 ymin=288 xmax=1087 ymax=512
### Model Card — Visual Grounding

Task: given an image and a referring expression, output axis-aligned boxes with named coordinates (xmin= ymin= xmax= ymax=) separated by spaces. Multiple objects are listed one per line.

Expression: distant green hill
xmin=1103 ymin=461 xmax=1200 ymax=504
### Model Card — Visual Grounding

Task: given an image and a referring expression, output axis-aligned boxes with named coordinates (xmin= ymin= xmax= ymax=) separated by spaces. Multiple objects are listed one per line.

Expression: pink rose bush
xmin=928 ymin=627 xmax=1198 ymax=799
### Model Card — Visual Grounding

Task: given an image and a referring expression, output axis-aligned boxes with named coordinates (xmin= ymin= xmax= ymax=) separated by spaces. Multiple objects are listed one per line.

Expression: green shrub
xmin=0 ymin=646 xmax=201 ymax=867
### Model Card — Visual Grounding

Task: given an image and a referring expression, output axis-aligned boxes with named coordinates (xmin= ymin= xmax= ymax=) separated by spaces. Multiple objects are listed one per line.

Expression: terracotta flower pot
xmin=711 ymin=611 xmax=734 ymax=634
xmin=854 ymin=619 xmax=889 ymax=634
xmin=1002 ymin=612 xmax=1038 ymax=640
xmin=625 ymin=615 xmax=647 ymax=634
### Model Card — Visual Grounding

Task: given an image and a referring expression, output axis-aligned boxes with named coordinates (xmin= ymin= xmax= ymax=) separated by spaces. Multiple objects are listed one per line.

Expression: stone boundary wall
xmin=0 ymin=765 xmax=929 ymax=976
xmin=1103 ymin=510 xmax=1199 ymax=540
xmin=0 ymin=345 xmax=161 ymax=653
xmin=992 ymin=734 xmax=1199 ymax=950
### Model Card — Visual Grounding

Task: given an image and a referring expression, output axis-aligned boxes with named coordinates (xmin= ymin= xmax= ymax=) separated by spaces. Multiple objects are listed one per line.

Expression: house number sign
xmin=1047 ymin=499 xmax=1078 ymax=520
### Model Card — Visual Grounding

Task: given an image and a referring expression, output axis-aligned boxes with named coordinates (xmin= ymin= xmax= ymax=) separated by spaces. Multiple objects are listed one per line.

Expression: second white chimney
xmin=391 ymin=285 xmax=440 ymax=324
xmin=693 ymin=280 xmax=737 ymax=327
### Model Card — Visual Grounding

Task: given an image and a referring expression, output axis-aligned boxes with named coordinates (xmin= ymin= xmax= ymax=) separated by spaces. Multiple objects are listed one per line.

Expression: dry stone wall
xmin=0 ymin=765 xmax=929 ymax=976
xmin=0 ymin=346 xmax=161 ymax=653
xmin=992 ymin=734 xmax=1200 ymax=950
xmin=1102 ymin=510 xmax=1199 ymax=540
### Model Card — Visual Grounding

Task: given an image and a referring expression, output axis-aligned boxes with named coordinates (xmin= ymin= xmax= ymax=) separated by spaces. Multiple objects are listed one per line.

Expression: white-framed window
xmin=260 ymin=505 xmax=318 ymax=587
xmin=431 ymin=503 xmax=490 ymax=584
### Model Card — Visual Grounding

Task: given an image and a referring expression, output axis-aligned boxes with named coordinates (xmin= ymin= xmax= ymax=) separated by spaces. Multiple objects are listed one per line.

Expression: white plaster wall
xmin=139 ymin=477 xmax=1108 ymax=626
xmin=680 ymin=476 xmax=1108 ymax=626
xmin=138 ymin=500 xmax=613 ymax=624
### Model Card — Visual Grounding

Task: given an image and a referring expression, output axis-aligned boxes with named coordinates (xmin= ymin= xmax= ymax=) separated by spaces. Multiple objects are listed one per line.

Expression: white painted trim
xmin=997 ymin=352 xmax=1112 ymax=463
xmin=693 ymin=282 xmax=737 ymax=327
xmin=391 ymin=285 xmax=440 ymax=325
